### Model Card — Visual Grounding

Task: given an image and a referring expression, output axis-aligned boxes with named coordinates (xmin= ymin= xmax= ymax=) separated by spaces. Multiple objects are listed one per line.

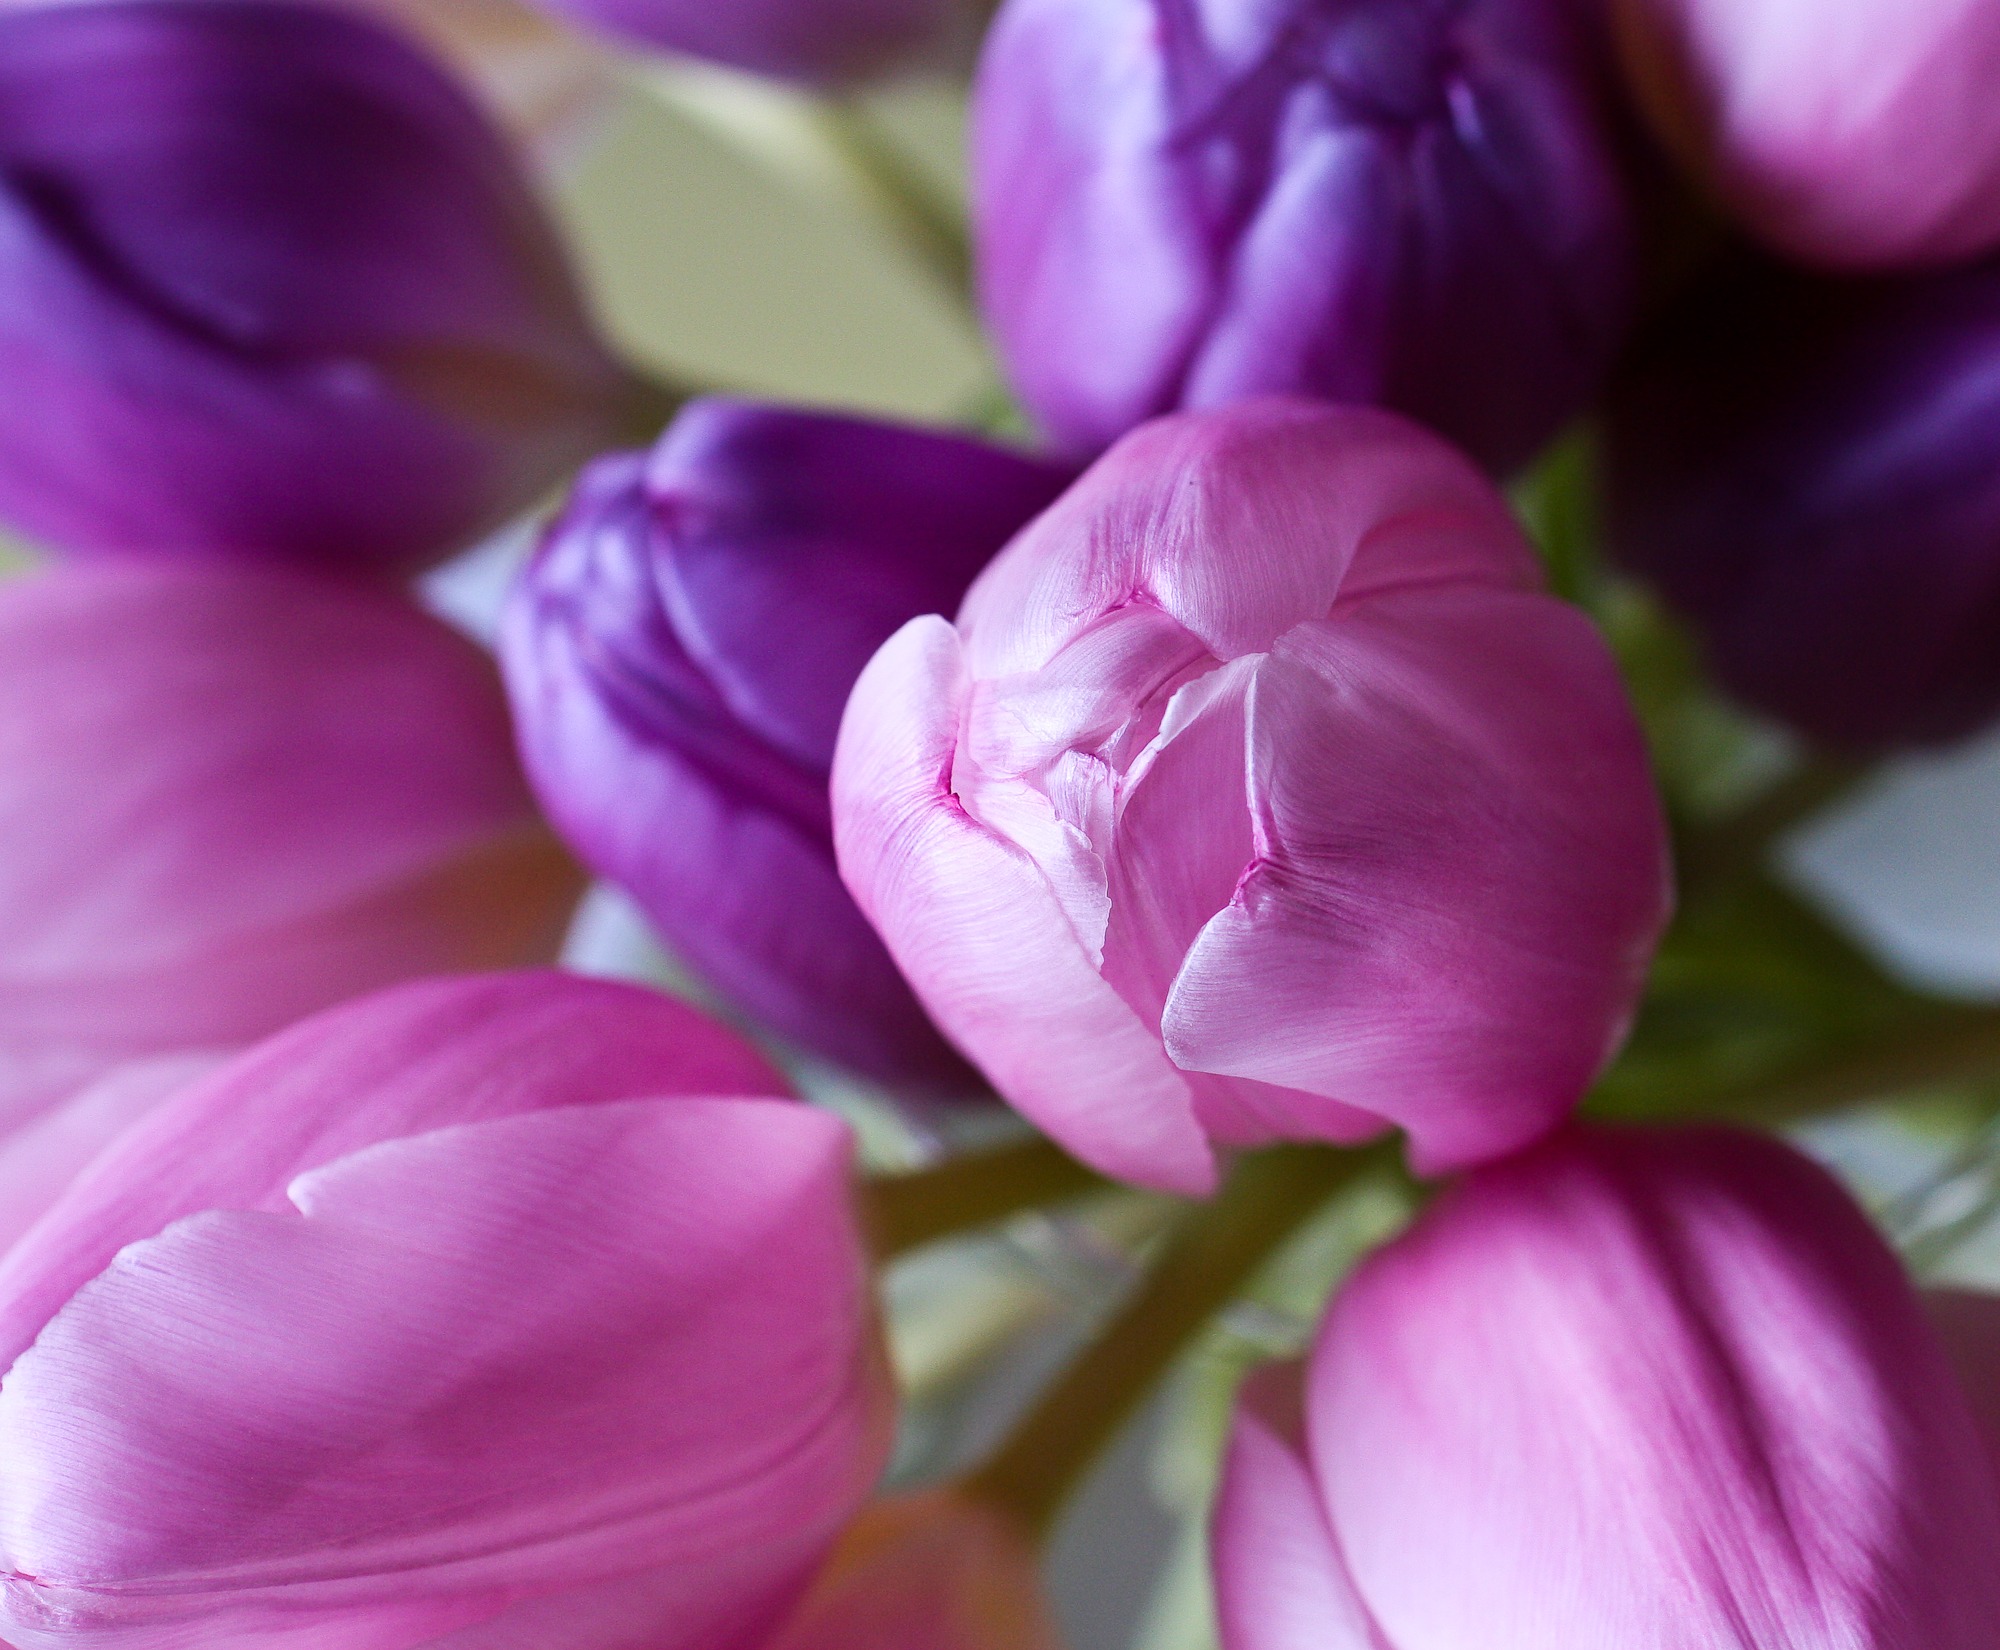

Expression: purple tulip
xmin=972 ymin=0 xmax=1638 ymax=475
xmin=0 ymin=0 xmax=631 ymax=573
xmin=528 ymin=0 xmax=960 ymax=81
xmin=499 ymin=397 xmax=1074 ymax=1090
xmin=1607 ymin=250 xmax=2000 ymax=751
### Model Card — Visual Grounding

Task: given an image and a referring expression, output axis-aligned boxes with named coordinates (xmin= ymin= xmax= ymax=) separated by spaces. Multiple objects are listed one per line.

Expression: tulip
xmin=1606 ymin=250 xmax=2000 ymax=750
xmin=0 ymin=969 xmax=891 ymax=1650
xmin=765 ymin=1494 xmax=1064 ymax=1650
xmin=527 ymin=0 xmax=961 ymax=81
xmin=0 ymin=561 xmax=580 ymax=1137
xmin=0 ymin=0 xmax=632 ymax=572
xmin=972 ymin=0 xmax=1638 ymax=475
xmin=501 ymin=397 xmax=1073 ymax=1089
xmin=1213 ymin=1124 xmax=2000 ymax=1649
xmin=1612 ymin=0 xmax=2000 ymax=268
xmin=833 ymin=401 xmax=1669 ymax=1194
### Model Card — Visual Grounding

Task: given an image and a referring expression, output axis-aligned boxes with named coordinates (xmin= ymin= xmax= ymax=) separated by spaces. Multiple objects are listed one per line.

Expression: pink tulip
xmin=1213 ymin=1125 xmax=2000 ymax=1649
xmin=1614 ymin=0 xmax=2000 ymax=267
xmin=0 ymin=562 xmax=581 ymax=1141
xmin=0 ymin=970 xmax=891 ymax=1650
xmin=764 ymin=1494 xmax=1064 ymax=1650
xmin=832 ymin=401 xmax=1669 ymax=1195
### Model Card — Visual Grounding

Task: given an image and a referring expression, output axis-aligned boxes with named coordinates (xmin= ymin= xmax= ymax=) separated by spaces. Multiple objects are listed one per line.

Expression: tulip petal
xmin=0 ymin=1053 xmax=220 ymax=1259
xmin=0 ymin=1096 xmax=883 ymax=1650
xmin=0 ymin=0 xmax=624 ymax=569
xmin=1310 ymin=1127 xmax=2000 ymax=1649
xmin=1163 ymin=590 xmax=1668 ymax=1170
xmin=650 ymin=400 xmax=1072 ymax=774
xmin=0 ymin=564 xmax=577 ymax=1121
xmin=0 ymin=971 xmax=788 ymax=1372
xmin=1213 ymin=1363 xmax=1387 ymax=1650
xmin=833 ymin=616 xmax=1214 ymax=1194
xmin=957 ymin=402 xmax=1536 ymax=680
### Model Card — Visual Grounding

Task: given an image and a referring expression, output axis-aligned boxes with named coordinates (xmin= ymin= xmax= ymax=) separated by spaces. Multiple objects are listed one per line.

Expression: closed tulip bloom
xmin=0 ymin=970 xmax=890 ymax=1650
xmin=1213 ymin=1125 xmax=2000 ymax=1650
xmin=0 ymin=562 xmax=579 ymax=1137
xmin=765 ymin=1495 xmax=1064 ymax=1650
xmin=1613 ymin=0 xmax=2000 ymax=268
xmin=973 ymin=0 xmax=1637 ymax=475
xmin=833 ymin=402 xmax=1668 ymax=1194
xmin=526 ymin=0 xmax=960 ymax=81
xmin=501 ymin=397 xmax=1072 ymax=1089
xmin=0 ymin=0 xmax=631 ymax=572
xmin=1607 ymin=251 xmax=2000 ymax=750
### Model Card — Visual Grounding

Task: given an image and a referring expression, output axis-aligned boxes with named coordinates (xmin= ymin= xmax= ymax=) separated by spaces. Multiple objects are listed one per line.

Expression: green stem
xmin=1690 ymin=1006 xmax=2000 ymax=1128
xmin=964 ymin=1142 xmax=1394 ymax=1537
xmin=865 ymin=1136 xmax=1110 ymax=1260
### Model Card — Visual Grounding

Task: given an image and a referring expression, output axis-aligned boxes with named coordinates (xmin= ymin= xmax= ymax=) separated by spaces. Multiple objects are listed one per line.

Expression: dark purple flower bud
xmin=499 ymin=397 xmax=1075 ymax=1089
xmin=0 ymin=0 xmax=632 ymax=573
xmin=1607 ymin=250 xmax=2000 ymax=751
xmin=972 ymin=0 xmax=1638 ymax=475
xmin=528 ymin=0 xmax=959 ymax=82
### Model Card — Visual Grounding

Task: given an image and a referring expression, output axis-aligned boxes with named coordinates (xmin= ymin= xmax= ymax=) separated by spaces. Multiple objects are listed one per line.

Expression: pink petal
xmin=832 ymin=615 xmax=1214 ymax=1195
xmin=0 ymin=1053 xmax=221 ymax=1259
xmin=0 ymin=1096 xmax=885 ymax=1650
xmin=1162 ymin=590 xmax=1669 ymax=1171
xmin=765 ymin=1494 xmax=1062 ymax=1650
xmin=0 ymin=970 xmax=789 ymax=1372
xmin=0 ymin=564 xmax=578 ymax=1119
xmin=957 ymin=401 xmax=1536 ymax=680
xmin=1311 ymin=1126 xmax=2000 ymax=1649
xmin=1212 ymin=1364 xmax=1387 ymax=1650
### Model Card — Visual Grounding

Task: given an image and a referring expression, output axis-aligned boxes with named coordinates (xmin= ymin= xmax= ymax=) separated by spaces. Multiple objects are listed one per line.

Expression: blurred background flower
xmin=972 ymin=0 xmax=1638 ymax=474
xmin=1612 ymin=0 xmax=2000 ymax=268
xmin=0 ymin=562 xmax=579 ymax=1149
xmin=0 ymin=0 xmax=637 ymax=573
xmin=1607 ymin=247 xmax=2000 ymax=752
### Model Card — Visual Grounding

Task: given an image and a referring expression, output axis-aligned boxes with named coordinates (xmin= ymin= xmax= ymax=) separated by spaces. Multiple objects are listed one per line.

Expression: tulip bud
xmin=1214 ymin=1125 xmax=2000 ymax=1650
xmin=529 ymin=0 xmax=962 ymax=80
xmin=972 ymin=0 xmax=1638 ymax=475
xmin=0 ymin=562 xmax=580 ymax=1136
xmin=833 ymin=401 xmax=1669 ymax=1195
xmin=0 ymin=0 xmax=631 ymax=572
xmin=1606 ymin=250 xmax=2000 ymax=751
xmin=0 ymin=970 xmax=891 ymax=1650
xmin=1612 ymin=0 xmax=2000 ymax=268
xmin=767 ymin=1494 xmax=1065 ymax=1650
xmin=501 ymin=397 xmax=1073 ymax=1089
